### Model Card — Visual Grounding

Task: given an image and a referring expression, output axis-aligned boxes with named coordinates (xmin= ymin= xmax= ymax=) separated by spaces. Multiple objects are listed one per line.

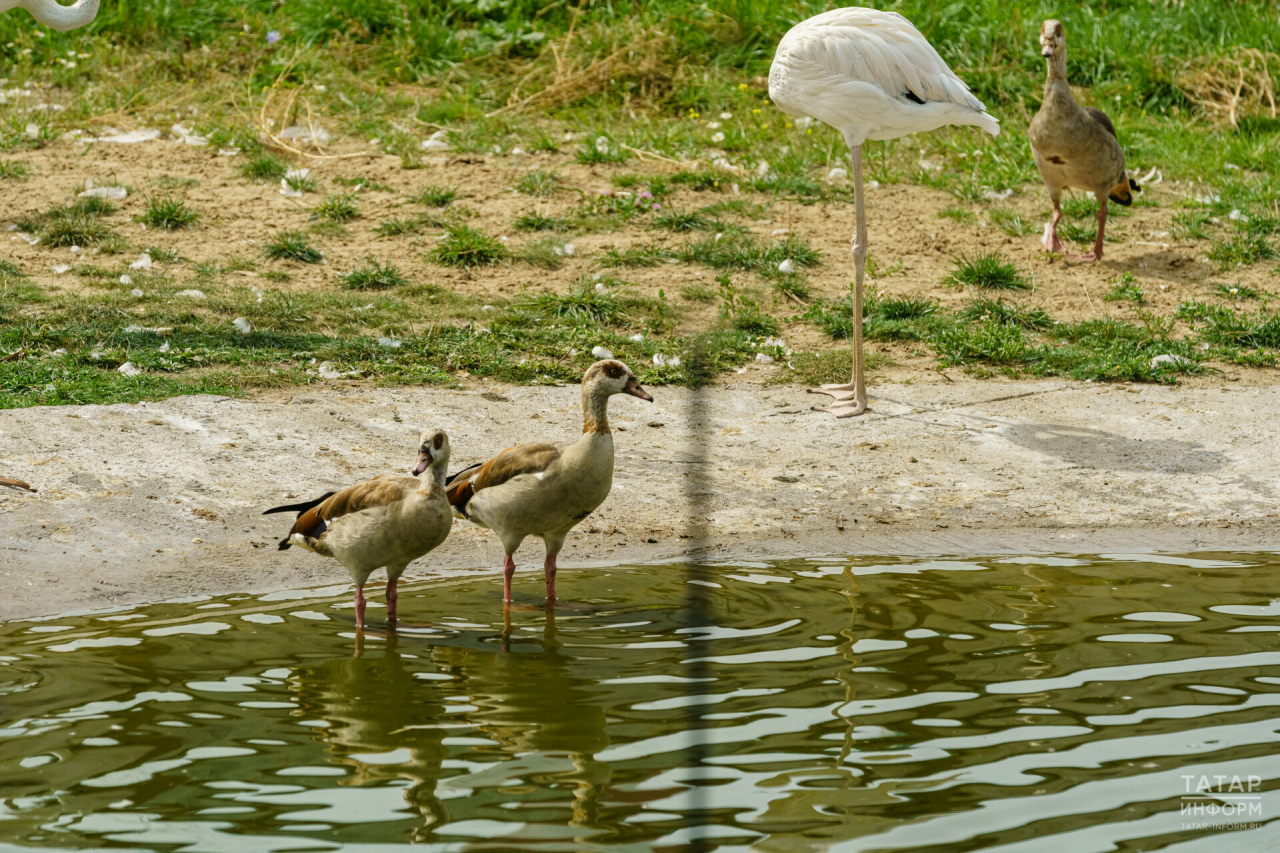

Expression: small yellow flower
xmin=761 ymin=124 xmax=769 ymax=130
xmin=738 ymin=83 xmax=748 ymax=90
xmin=752 ymin=108 xmax=761 ymax=114
xmin=785 ymin=122 xmax=792 ymax=129
xmin=806 ymin=128 xmax=812 ymax=135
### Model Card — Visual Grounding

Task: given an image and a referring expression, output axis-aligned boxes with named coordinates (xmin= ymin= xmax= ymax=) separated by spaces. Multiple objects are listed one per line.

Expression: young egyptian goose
xmin=264 ymin=429 xmax=453 ymax=629
xmin=446 ymin=360 xmax=653 ymax=603
xmin=1029 ymin=19 xmax=1140 ymax=262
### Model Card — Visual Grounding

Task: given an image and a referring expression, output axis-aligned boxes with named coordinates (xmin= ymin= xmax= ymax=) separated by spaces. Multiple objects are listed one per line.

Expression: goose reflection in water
xmin=286 ymin=605 xmax=611 ymax=841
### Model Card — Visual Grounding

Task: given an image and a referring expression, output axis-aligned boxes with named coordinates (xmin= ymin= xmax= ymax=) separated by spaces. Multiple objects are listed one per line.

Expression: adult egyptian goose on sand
xmin=446 ymin=360 xmax=653 ymax=604
xmin=1029 ymin=19 xmax=1140 ymax=262
xmin=264 ymin=429 xmax=453 ymax=629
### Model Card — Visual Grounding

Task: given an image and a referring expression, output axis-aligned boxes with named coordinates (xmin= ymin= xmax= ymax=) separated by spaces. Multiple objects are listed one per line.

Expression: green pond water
xmin=2 ymin=553 xmax=1279 ymax=852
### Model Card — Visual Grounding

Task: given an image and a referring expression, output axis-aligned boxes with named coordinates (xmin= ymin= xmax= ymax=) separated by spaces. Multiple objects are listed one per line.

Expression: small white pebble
xmin=120 ymin=274 xmax=132 ymax=285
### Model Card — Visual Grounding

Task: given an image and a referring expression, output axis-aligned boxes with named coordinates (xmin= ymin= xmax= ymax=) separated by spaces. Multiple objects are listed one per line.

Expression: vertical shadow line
xmin=681 ymin=338 xmax=713 ymax=849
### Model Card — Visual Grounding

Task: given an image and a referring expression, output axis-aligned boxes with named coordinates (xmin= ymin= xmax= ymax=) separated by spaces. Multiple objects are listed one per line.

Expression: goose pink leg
xmin=1069 ymin=202 xmax=1106 ymax=262
xmin=544 ymin=553 xmax=558 ymax=602
xmin=354 ymin=587 xmax=367 ymax=630
xmin=809 ymin=143 xmax=868 ymax=418
xmin=385 ymin=577 xmax=399 ymax=622
xmin=1042 ymin=197 xmax=1066 ymax=253
xmin=502 ymin=554 xmax=517 ymax=603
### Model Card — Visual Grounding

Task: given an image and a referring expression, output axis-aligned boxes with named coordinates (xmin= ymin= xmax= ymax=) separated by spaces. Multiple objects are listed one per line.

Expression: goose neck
xmin=582 ymin=384 xmax=611 ymax=434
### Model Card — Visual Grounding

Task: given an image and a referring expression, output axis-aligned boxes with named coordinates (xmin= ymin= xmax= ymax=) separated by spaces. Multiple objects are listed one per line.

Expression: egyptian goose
xmin=1029 ymin=19 xmax=1139 ymax=262
xmin=446 ymin=360 xmax=653 ymax=603
xmin=264 ymin=429 xmax=453 ymax=629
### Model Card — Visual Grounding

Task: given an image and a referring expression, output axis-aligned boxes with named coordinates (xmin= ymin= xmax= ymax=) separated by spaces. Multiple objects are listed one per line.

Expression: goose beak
xmin=624 ymin=376 xmax=653 ymax=402
xmin=411 ymin=452 xmax=430 ymax=476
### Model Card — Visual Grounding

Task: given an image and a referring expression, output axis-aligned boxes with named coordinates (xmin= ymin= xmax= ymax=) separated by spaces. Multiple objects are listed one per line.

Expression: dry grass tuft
xmin=1177 ymin=49 xmax=1279 ymax=127
xmin=491 ymin=22 xmax=681 ymax=115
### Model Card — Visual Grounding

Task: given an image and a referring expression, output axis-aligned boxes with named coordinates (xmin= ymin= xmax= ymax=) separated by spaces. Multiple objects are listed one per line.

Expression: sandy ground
xmin=3 ymin=376 xmax=1277 ymax=620
xmin=4 ymin=136 xmax=1271 ymax=361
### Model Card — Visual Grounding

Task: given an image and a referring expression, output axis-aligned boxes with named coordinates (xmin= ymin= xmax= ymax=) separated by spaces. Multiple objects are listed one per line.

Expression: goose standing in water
xmin=769 ymin=7 xmax=999 ymax=417
xmin=1029 ymin=19 xmax=1140 ymax=261
xmin=265 ymin=429 xmax=453 ymax=629
xmin=447 ymin=360 xmax=653 ymax=604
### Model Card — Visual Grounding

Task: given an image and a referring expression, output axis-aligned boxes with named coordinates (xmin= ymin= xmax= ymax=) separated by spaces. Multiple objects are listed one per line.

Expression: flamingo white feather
xmin=770 ymin=7 xmax=998 ymax=416
xmin=0 ymin=0 xmax=99 ymax=31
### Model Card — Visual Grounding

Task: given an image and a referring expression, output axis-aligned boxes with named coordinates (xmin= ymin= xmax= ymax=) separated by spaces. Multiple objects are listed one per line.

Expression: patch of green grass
xmin=314 ymin=193 xmax=360 ymax=222
xmin=140 ymin=196 xmax=199 ymax=231
xmin=1213 ymin=282 xmax=1259 ymax=301
xmin=1104 ymin=272 xmax=1147 ymax=304
xmin=933 ymin=321 xmax=1027 ymax=366
xmin=514 ymin=211 xmax=569 ymax=232
xmin=143 ymin=246 xmax=183 ymax=264
xmin=0 ymin=259 xmax=26 ymax=280
xmin=878 ymin=296 xmax=940 ymax=321
xmin=577 ymin=137 xmax=628 ymax=165
xmin=1060 ymin=195 xmax=1101 ymax=220
xmin=670 ymin=170 xmax=727 ymax=192
xmin=680 ymin=233 xmax=821 ymax=275
xmin=521 ymin=280 xmax=625 ymax=324
xmin=428 ymin=224 xmax=506 ymax=267
xmin=263 ymin=230 xmax=323 ymax=264
xmin=599 ymin=243 xmax=670 ymax=268
xmin=340 ymin=257 xmax=408 ymax=290
xmin=960 ymin=295 xmax=1052 ymax=329
xmin=515 ymin=170 xmax=561 ymax=197
xmin=1172 ymin=211 xmax=1212 ymax=241
xmin=776 ymin=349 xmax=893 ymax=386
xmin=41 ymin=209 xmax=118 ymax=248
xmin=309 ymin=221 xmax=349 ymax=237
xmin=240 ymin=155 xmax=288 ymax=183
xmin=0 ymin=160 xmax=30 ymax=180
xmin=989 ymin=208 xmax=1036 ymax=237
xmin=654 ymin=207 xmax=710 ymax=232
xmin=515 ymin=236 xmax=572 ymax=270
xmin=944 ymin=252 xmax=1029 ymax=291
xmin=374 ymin=216 xmax=424 ymax=236
xmin=413 ymin=185 xmax=458 ymax=207
xmin=718 ymin=275 xmax=777 ymax=337
xmin=937 ymin=207 xmax=976 ymax=225
xmin=1208 ymin=234 xmax=1277 ymax=269
xmin=263 ymin=270 xmax=293 ymax=283
xmin=679 ymin=284 xmax=717 ymax=302
xmin=770 ymin=273 xmax=809 ymax=302
xmin=69 ymin=196 xmax=116 ymax=217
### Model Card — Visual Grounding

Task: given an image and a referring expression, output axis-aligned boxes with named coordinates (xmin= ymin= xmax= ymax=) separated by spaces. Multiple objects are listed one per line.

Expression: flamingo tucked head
xmin=1039 ymin=20 xmax=1064 ymax=60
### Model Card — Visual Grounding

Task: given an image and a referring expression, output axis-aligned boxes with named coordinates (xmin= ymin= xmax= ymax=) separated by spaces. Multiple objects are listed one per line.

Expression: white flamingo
xmin=770 ymin=7 xmax=999 ymax=417
xmin=1 ymin=0 xmax=99 ymax=30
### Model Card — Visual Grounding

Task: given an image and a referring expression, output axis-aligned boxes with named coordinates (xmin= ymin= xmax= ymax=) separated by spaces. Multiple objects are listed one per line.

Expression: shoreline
xmin=3 ymin=378 xmax=1277 ymax=621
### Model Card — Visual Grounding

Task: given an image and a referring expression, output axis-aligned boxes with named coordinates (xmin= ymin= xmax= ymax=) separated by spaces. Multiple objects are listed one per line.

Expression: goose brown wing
xmin=1085 ymin=106 xmax=1117 ymax=139
xmin=446 ymin=442 xmax=561 ymax=512
xmin=285 ymin=476 xmax=416 ymax=543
